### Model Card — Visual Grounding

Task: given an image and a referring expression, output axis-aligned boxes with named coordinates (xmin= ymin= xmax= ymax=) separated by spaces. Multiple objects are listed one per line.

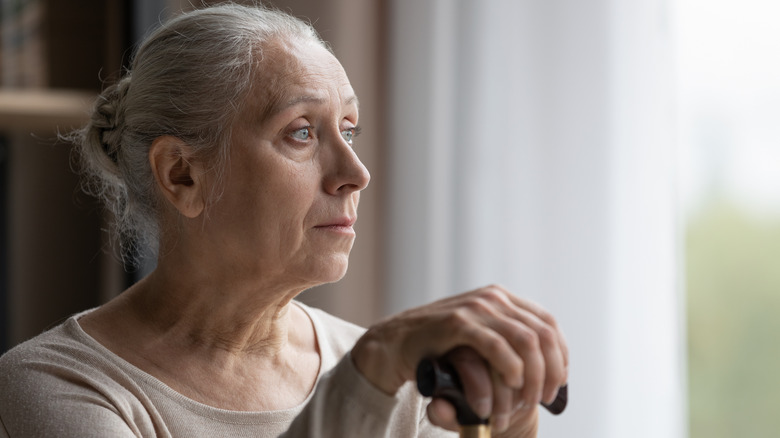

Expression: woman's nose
xmin=322 ymin=133 xmax=371 ymax=195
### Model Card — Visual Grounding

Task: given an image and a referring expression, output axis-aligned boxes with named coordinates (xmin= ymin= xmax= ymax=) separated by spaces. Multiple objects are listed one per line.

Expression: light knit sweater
xmin=0 ymin=302 xmax=455 ymax=437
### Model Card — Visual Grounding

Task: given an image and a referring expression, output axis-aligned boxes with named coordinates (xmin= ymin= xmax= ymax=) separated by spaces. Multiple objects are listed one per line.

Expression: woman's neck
xmin=130 ymin=263 xmax=311 ymax=357
xmin=78 ymin=264 xmax=321 ymax=411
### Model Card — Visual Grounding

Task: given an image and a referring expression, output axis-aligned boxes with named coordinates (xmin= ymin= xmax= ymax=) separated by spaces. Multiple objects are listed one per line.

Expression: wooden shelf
xmin=0 ymin=89 xmax=95 ymax=133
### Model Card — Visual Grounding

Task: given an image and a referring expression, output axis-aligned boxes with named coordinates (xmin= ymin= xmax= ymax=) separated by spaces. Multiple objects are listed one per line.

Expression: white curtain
xmin=385 ymin=1 xmax=685 ymax=437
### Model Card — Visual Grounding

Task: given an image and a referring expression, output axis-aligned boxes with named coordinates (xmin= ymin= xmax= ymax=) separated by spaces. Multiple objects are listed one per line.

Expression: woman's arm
xmin=282 ymin=351 xmax=456 ymax=437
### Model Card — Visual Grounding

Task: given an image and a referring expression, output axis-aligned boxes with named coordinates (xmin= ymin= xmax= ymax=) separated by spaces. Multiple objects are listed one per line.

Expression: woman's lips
xmin=314 ymin=217 xmax=356 ymax=234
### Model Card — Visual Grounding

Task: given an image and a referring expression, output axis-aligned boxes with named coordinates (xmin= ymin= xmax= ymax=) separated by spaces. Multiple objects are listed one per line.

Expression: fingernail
xmin=475 ymin=398 xmax=491 ymax=419
xmin=545 ymin=388 xmax=558 ymax=404
xmin=514 ymin=400 xmax=526 ymax=411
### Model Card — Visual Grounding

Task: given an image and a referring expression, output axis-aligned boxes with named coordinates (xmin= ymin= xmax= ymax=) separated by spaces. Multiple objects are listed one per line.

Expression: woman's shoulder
xmin=1 ymin=320 xmax=70 ymax=406
xmin=0 ymin=312 xmax=169 ymax=436
xmin=0 ymin=314 xmax=87 ymax=373
xmin=0 ymin=313 xmax=150 ymax=435
xmin=0 ymin=312 xmax=119 ymax=403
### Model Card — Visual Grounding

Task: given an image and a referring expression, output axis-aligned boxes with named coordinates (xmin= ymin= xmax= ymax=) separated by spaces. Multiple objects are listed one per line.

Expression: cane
xmin=416 ymin=357 xmax=567 ymax=438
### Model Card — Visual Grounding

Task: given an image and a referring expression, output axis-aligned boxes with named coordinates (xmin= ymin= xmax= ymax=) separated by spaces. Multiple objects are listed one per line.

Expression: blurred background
xmin=0 ymin=0 xmax=776 ymax=437
xmin=678 ymin=0 xmax=780 ymax=437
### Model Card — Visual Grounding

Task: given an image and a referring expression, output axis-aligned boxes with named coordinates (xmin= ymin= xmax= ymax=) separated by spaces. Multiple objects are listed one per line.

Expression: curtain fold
xmin=386 ymin=1 xmax=683 ymax=437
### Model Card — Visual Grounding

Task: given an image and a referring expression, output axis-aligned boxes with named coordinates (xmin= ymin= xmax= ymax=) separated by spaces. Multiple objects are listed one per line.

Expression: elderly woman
xmin=0 ymin=4 xmax=567 ymax=437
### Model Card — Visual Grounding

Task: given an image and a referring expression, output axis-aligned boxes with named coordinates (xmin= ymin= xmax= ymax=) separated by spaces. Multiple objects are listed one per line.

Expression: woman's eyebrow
xmin=260 ymin=94 xmax=320 ymax=120
xmin=269 ymin=94 xmax=359 ymax=117
xmin=346 ymin=95 xmax=359 ymax=110
xmin=285 ymin=95 xmax=327 ymax=109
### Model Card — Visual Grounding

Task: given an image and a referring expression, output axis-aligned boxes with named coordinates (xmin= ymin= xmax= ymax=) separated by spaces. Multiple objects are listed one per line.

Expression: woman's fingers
xmin=453 ymin=319 xmax=526 ymax=389
xmin=496 ymin=309 xmax=567 ymax=405
xmin=429 ymin=347 xmax=516 ymax=433
xmin=537 ymin=323 xmax=567 ymax=404
xmin=495 ymin=286 xmax=571 ymax=384
xmin=426 ymin=398 xmax=459 ymax=431
xmin=489 ymin=367 xmax=515 ymax=433
xmin=353 ymin=283 xmax=568 ymax=428
xmin=447 ymin=347 xmax=493 ymax=418
xmin=503 ymin=321 xmax=546 ymax=408
xmin=473 ymin=285 xmax=568 ymax=404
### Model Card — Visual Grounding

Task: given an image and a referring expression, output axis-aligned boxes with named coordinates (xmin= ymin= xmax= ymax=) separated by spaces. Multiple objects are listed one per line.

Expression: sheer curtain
xmin=385 ymin=1 xmax=684 ymax=436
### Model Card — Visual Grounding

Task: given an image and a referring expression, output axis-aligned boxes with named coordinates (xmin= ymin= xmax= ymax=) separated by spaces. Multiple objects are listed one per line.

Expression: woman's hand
xmin=351 ymin=285 xmax=568 ymax=436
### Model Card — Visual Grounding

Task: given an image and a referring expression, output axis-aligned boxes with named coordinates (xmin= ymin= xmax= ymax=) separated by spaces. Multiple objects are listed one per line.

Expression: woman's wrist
xmin=351 ymin=330 xmax=407 ymax=396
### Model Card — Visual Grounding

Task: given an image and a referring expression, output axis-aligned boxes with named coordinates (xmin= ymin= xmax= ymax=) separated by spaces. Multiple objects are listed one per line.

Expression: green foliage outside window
xmin=687 ymin=196 xmax=780 ymax=438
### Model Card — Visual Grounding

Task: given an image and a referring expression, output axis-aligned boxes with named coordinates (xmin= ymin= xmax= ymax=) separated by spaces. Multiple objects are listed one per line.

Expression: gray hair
xmin=68 ymin=3 xmax=325 ymax=265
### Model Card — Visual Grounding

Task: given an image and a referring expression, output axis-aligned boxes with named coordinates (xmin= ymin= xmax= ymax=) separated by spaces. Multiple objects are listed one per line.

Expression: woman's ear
xmin=149 ymin=135 xmax=206 ymax=218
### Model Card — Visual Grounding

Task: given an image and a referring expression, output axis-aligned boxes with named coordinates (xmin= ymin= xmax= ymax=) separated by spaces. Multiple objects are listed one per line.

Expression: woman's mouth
xmin=314 ymin=217 xmax=356 ymax=235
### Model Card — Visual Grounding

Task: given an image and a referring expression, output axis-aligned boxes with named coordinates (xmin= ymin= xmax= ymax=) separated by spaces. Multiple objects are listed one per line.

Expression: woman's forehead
xmin=252 ymin=40 xmax=357 ymax=118
xmin=262 ymin=39 xmax=348 ymax=87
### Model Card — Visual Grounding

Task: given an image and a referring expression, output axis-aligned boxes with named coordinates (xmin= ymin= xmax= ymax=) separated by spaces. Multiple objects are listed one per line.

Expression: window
xmin=677 ymin=1 xmax=780 ymax=436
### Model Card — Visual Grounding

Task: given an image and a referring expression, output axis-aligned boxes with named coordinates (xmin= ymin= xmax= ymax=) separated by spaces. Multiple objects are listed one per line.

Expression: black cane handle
xmin=416 ymin=357 xmax=489 ymax=426
xmin=416 ymin=356 xmax=568 ymax=425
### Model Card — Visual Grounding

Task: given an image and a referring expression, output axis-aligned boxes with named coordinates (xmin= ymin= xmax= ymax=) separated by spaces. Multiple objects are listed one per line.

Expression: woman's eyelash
xmin=341 ymin=125 xmax=362 ymax=144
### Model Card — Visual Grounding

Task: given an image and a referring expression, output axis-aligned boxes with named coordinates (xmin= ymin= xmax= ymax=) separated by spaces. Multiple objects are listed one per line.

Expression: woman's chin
xmin=314 ymin=255 xmax=350 ymax=284
xmin=291 ymin=254 xmax=350 ymax=287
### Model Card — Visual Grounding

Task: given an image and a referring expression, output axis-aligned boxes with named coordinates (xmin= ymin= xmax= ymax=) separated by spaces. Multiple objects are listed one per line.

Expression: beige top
xmin=0 ymin=302 xmax=454 ymax=437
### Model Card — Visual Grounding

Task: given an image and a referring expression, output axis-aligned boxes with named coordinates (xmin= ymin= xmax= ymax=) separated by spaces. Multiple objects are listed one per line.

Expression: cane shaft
xmin=460 ymin=424 xmax=492 ymax=438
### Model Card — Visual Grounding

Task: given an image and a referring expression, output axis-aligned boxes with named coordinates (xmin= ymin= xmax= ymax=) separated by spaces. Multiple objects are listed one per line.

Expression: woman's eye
xmin=290 ymin=127 xmax=310 ymax=141
xmin=341 ymin=126 xmax=361 ymax=145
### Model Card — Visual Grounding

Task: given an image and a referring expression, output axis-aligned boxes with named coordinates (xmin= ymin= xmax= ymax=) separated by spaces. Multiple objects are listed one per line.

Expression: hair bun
xmin=93 ymin=76 xmax=131 ymax=164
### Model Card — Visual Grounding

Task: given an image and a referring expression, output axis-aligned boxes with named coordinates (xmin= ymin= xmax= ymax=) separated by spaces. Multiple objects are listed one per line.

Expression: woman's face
xmin=200 ymin=38 xmax=370 ymax=289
